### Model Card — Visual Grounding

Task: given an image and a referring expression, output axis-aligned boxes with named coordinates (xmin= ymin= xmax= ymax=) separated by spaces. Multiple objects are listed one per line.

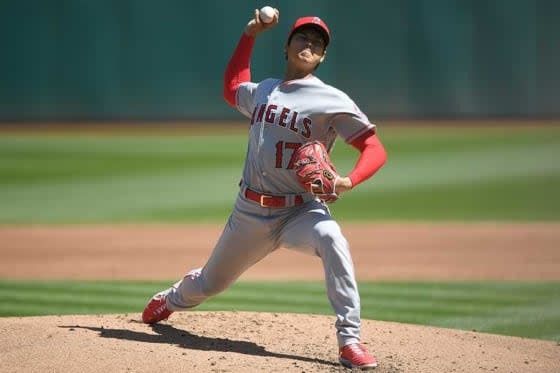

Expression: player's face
xmin=286 ymin=27 xmax=327 ymax=71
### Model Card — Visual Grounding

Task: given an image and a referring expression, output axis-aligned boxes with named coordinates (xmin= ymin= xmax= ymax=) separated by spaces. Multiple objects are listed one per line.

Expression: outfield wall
xmin=0 ymin=0 xmax=557 ymax=121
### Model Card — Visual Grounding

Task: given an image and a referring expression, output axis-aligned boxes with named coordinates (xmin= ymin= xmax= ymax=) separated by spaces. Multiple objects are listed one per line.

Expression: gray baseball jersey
xmin=165 ymin=75 xmax=375 ymax=348
xmin=237 ymin=76 xmax=375 ymax=194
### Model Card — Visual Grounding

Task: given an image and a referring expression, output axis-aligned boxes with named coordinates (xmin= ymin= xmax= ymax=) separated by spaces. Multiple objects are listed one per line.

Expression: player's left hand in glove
xmin=293 ymin=141 xmax=340 ymax=203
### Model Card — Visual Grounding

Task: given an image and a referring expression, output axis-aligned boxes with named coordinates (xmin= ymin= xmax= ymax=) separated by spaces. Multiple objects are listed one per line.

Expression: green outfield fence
xmin=0 ymin=0 xmax=558 ymax=121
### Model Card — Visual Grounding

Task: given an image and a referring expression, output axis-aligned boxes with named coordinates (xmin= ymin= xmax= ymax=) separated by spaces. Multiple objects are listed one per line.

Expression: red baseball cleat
xmin=339 ymin=343 xmax=378 ymax=370
xmin=142 ymin=289 xmax=174 ymax=324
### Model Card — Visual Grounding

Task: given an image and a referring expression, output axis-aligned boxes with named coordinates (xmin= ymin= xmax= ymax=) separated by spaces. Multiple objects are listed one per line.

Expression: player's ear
xmin=319 ymin=49 xmax=327 ymax=63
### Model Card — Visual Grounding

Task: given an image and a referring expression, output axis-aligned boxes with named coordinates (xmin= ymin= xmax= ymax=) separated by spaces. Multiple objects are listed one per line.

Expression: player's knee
xmin=313 ymin=221 xmax=348 ymax=252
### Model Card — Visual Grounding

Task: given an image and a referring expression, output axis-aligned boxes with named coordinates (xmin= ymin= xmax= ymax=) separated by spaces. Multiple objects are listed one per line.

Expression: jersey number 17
xmin=275 ymin=141 xmax=302 ymax=169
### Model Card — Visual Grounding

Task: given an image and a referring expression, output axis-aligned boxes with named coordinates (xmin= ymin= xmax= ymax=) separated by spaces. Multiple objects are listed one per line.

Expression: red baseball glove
xmin=293 ymin=141 xmax=340 ymax=203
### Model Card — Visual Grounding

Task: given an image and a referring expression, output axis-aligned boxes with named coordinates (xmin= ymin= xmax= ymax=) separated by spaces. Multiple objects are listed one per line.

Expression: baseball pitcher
xmin=142 ymin=8 xmax=387 ymax=370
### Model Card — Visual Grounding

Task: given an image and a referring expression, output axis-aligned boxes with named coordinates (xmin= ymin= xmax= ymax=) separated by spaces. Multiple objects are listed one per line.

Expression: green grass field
xmin=1 ymin=123 xmax=559 ymax=342
xmin=1 ymin=124 xmax=559 ymax=223
xmin=1 ymin=279 xmax=559 ymax=341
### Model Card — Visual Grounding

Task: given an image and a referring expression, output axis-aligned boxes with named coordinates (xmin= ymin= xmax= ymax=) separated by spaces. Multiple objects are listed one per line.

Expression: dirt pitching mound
xmin=1 ymin=312 xmax=558 ymax=373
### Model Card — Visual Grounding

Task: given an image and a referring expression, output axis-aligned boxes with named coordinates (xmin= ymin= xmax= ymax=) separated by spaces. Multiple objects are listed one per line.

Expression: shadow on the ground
xmin=59 ymin=323 xmax=338 ymax=368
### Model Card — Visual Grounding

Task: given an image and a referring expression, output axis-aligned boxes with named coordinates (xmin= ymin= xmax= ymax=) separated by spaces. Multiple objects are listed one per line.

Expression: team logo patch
xmin=323 ymin=170 xmax=334 ymax=180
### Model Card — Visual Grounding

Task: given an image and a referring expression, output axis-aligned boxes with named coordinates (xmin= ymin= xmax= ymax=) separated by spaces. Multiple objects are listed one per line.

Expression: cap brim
xmin=291 ymin=24 xmax=330 ymax=47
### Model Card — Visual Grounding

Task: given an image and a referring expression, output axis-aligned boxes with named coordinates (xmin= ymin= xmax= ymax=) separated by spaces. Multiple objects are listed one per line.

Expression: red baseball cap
xmin=288 ymin=16 xmax=331 ymax=47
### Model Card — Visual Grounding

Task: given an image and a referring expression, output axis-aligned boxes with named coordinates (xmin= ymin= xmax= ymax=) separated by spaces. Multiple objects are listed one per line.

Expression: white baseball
xmin=259 ymin=6 xmax=275 ymax=23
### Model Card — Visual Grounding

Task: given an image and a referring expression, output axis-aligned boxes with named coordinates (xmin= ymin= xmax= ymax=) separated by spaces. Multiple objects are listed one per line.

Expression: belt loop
xmin=285 ymin=194 xmax=295 ymax=207
xmin=239 ymin=180 xmax=248 ymax=195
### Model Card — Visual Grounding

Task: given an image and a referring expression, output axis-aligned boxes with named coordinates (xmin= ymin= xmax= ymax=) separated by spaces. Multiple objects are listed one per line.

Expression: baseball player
xmin=142 ymin=8 xmax=387 ymax=370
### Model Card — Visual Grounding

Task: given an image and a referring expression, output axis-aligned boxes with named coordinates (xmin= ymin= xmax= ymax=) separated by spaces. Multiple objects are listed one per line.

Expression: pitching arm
xmin=223 ymin=33 xmax=255 ymax=108
xmin=223 ymin=9 xmax=280 ymax=108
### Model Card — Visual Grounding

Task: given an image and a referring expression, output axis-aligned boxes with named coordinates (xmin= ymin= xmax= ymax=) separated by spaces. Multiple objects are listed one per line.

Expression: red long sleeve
xmin=347 ymin=130 xmax=387 ymax=187
xmin=223 ymin=33 xmax=255 ymax=107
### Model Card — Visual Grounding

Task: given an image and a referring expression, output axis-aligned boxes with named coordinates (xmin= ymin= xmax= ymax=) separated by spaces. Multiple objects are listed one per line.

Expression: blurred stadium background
xmin=0 ymin=0 xmax=558 ymax=223
xmin=0 ymin=0 xmax=558 ymax=122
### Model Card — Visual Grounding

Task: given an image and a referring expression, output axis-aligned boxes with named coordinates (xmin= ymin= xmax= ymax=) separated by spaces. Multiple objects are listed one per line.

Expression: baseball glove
xmin=293 ymin=141 xmax=340 ymax=203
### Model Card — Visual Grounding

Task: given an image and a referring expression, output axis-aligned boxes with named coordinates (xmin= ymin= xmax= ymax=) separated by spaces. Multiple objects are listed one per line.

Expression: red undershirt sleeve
xmin=223 ymin=33 xmax=255 ymax=108
xmin=347 ymin=130 xmax=388 ymax=187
